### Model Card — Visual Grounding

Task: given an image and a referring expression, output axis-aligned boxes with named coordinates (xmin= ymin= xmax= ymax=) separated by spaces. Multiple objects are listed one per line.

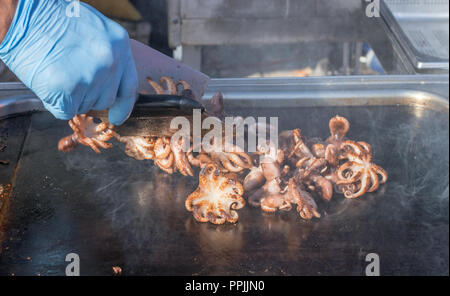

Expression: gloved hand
xmin=0 ymin=0 xmax=138 ymax=125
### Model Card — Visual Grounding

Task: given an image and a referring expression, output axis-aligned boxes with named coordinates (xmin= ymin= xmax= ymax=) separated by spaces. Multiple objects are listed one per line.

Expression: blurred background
xmin=1 ymin=0 xmax=448 ymax=81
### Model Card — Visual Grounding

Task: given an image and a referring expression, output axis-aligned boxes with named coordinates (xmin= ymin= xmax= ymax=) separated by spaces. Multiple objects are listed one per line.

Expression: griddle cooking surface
xmin=0 ymin=105 xmax=448 ymax=276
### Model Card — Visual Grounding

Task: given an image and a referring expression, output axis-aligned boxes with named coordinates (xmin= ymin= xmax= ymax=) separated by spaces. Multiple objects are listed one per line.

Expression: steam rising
xmin=59 ymin=104 xmax=448 ymax=275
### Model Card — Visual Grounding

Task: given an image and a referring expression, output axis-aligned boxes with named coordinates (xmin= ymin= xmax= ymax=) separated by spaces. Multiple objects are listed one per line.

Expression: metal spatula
xmin=87 ymin=39 xmax=212 ymax=137
xmin=130 ymin=39 xmax=210 ymax=100
xmin=88 ymin=93 xmax=208 ymax=137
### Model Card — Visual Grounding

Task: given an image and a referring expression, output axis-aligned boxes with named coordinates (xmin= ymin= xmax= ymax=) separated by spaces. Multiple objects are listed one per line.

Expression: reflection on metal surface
xmin=412 ymin=106 xmax=426 ymax=119
xmin=185 ymin=218 xmax=243 ymax=255
xmin=0 ymin=76 xmax=449 ymax=120
xmin=0 ymin=96 xmax=43 ymax=119
xmin=0 ymin=76 xmax=448 ymax=275
xmin=258 ymin=213 xmax=315 ymax=259
xmin=0 ymin=103 xmax=447 ymax=275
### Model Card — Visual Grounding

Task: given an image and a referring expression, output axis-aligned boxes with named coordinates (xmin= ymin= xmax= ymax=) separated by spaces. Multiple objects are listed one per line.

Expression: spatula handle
xmin=87 ymin=94 xmax=205 ymax=120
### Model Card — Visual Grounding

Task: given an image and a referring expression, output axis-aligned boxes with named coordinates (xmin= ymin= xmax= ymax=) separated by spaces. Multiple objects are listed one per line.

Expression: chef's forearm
xmin=0 ymin=0 xmax=18 ymax=44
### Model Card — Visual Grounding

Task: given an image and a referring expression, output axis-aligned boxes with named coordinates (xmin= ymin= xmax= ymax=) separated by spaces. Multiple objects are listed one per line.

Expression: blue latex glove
xmin=0 ymin=0 xmax=138 ymax=125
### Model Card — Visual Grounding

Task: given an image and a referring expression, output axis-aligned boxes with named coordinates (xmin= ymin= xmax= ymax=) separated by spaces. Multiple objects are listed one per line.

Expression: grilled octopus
xmin=58 ymin=114 xmax=115 ymax=153
xmin=58 ymin=76 xmax=233 ymax=176
xmin=335 ymin=140 xmax=388 ymax=198
xmin=58 ymin=75 xmax=388 ymax=224
xmin=185 ymin=164 xmax=245 ymax=224
xmin=58 ymin=76 xmax=253 ymax=224
xmin=242 ymin=115 xmax=387 ymax=220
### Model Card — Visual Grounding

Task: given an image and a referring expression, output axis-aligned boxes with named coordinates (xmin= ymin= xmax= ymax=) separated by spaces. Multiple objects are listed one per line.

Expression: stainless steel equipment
xmin=0 ymin=76 xmax=448 ymax=275
xmin=381 ymin=0 xmax=449 ymax=73
xmin=168 ymin=0 xmax=365 ymax=70
xmin=166 ymin=0 xmax=449 ymax=76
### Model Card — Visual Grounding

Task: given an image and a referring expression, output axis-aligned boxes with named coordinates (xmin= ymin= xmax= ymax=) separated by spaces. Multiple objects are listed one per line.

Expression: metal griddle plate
xmin=382 ymin=0 xmax=449 ymax=72
xmin=0 ymin=87 xmax=448 ymax=276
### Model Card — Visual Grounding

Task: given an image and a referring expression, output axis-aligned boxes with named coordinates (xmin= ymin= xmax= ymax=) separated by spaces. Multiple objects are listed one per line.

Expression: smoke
xmin=59 ymin=103 xmax=448 ymax=275
xmin=62 ymin=144 xmax=194 ymax=248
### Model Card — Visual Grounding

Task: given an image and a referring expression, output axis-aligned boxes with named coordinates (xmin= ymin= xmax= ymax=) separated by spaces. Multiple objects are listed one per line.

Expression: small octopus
xmin=284 ymin=128 xmax=333 ymax=201
xmin=303 ymin=116 xmax=350 ymax=168
xmin=244 ymin=142 xmax=321 ymax=220
xmin=185 ymin=163 xmax=245 ymax=224
xmin=113 ymin=133 xmax=156 ymax=160
xmin=58 ymin=115 xmax=114 ymax=153
xmin=287 ymin=178 xmax=321 ymax=220
xmin=244 ymin=143 xmax=291 ymax=212
xmin=336 ymin=140 xmax=388 ymax=199
xmin=198 ymin=136 xmax=253 ymax=173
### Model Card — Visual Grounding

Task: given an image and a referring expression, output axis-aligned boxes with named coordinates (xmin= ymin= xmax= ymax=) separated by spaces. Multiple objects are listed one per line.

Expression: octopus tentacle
xmin=260 ymin=162 xmax=282 ymax=182
xmin=185 ymin=164 xmax=245 ymax=224
xmin=368 ymin=168 xmax=380 ymax=192
xmin=95 ymin=130 xmax=115 ymax=142
xmin=311 ymin=143 xmax=325 ymax=158
xmin=70 ymin=115 xmax=83 ymax=130
xmin=288 ymin=178 xmax=320 ymax=219
xmin=325 ymin=144 xmax=339 ymax=166
xmin=113 ymin=134 xmax=156 ymax=160
xmin=310 ymin=175 xmax=333 ymax=201
xmin=58 ymin=115 xmax=114 ymax=154
xmin=92 ymin=122 xmax=109 ymax=133
xmin=160 ymin=76 xmax=177 ymax=95
xmin=80 ymin=138 xmax=102 ymax=154
xmin=188 ymin=152 xmax=212 ymax=167
xmin=146 ymin=77 xmax=165 ymax=94
xmin=171 ymin=137 xmax=194 ymax=176
xmin=226 ymin=153 xmax=252 ymax=170
xmin=344 ymin=173 xmax=371 ymax=199
xmin=372 ymin=164 xmax=388 ymax=184
xmin=154 ymin=137 xmax=172 ymax=159
xmin=176 ymin=80 xmax=191 ymax=92
xmin=216 ymin=154 xmax=240 ymax=173
xmin=205 ymin=138 xmax=252 ymax=173
xmin=90 ymin=138 xmax=113 ymax=150
xmin=341 ymin=140 xmax=366 ymax=156
xmin=243 ymin=166 xmax=265 ymax=192
xmin=261 ymin=193 xmax=292 ymax=212
xmin=287 ymin=178 xmax=303 ymax=208
xmin=358 ymin=141 xmax=372 ymax=155
xmin=296 ymin=157 xmax=310 ymax=168
xmin=336 ymin=162 xmax=363 ymax=184
xmin=155 ymin=152 xmax=174 ymax=169
xmin=290 ymin=129 xmax=313 ymax=159
xmin=58 ymin=134 xmax=79 ymax=152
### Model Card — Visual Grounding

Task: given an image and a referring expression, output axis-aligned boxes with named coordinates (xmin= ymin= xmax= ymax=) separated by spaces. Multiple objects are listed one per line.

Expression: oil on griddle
xmin=0 ymin=83 xmax=448 ymax=275
xmin=57 ymin=77 xmax=388 ymax=225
